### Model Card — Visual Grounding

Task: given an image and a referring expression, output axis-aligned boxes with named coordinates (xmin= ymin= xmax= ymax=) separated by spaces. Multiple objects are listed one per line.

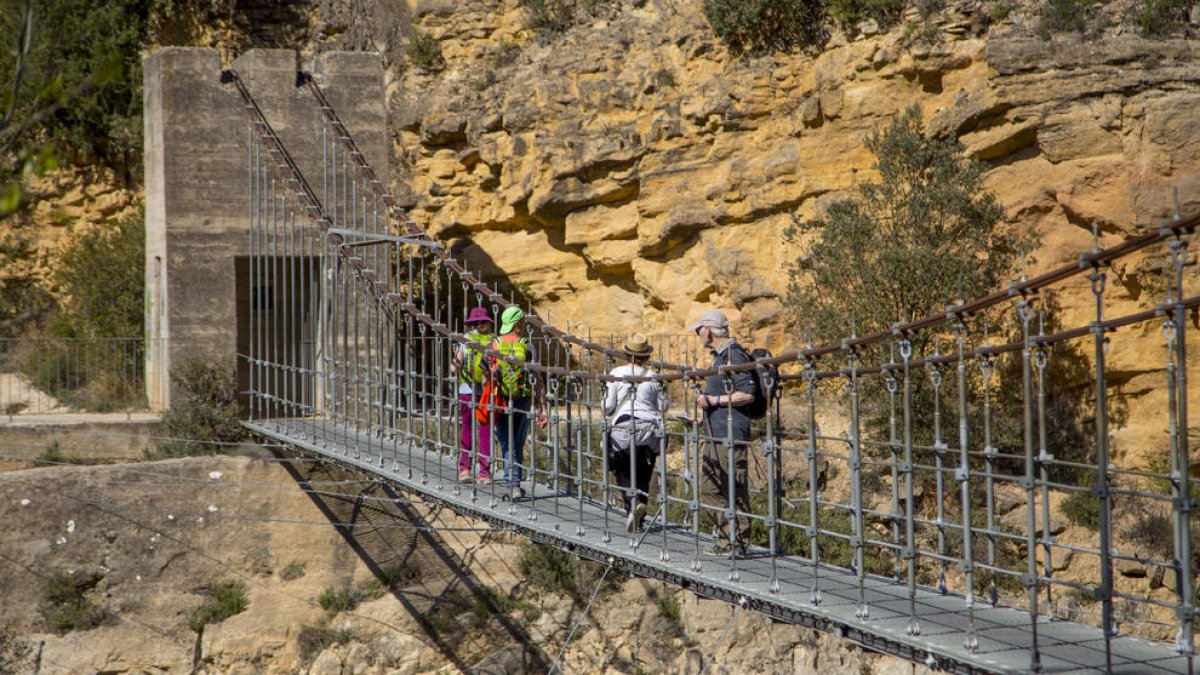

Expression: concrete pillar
xmin=143 ymin=47 xmax=387 ymax=412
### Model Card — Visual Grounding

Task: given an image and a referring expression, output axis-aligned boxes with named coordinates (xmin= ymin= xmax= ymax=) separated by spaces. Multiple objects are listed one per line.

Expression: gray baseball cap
xmin=687 ymin=309 xmax=729 ymax=332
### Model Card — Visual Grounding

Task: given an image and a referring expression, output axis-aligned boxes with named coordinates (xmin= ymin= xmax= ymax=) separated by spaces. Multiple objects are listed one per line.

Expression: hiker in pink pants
xmin=452 ymin=307 xmax=494 ymax=483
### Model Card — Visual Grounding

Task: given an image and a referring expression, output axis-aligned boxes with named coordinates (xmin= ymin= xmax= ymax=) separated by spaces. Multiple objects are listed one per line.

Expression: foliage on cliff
xmin=704 ymin=0 xmax=1195 ymax=54
xmin=157 ymin=359 xmax=246 ymax=456
xmin=0 ymin=0 xmax=150 ymax=214
xmin=785 ymin=106 xmax=1033 ymax=343
xmin=51 ymin=208 xmax=145 ymax=340
xmin=701 ymin=0 xmax=827 ymax=52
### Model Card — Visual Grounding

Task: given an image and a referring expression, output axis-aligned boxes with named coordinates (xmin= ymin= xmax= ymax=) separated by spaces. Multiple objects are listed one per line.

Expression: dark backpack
xmin=742 ymin=347 xmax=779 ymax=420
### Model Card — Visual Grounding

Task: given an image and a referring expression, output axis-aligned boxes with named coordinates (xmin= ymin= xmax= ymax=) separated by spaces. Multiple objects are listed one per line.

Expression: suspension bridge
xmin=217 ymin=58 xmax=1200 ymax=674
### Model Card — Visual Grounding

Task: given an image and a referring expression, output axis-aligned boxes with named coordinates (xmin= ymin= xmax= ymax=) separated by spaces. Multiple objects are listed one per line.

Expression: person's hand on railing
xmin=536 ymin=405 xmax=548 ymax=429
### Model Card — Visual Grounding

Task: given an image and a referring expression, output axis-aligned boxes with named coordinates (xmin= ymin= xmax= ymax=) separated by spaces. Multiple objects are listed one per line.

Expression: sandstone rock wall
xmin=366 ymin=1 xmax=1200 ymax=358
xmin=315 ymin=0 xmax=1200 ymax=473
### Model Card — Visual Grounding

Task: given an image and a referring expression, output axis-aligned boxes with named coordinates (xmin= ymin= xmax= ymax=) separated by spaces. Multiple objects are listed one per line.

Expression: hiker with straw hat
xmin=451 ymin=307 xmax=495 ymax=483
xmin=602 ymin=332 xmax=669 ymax=532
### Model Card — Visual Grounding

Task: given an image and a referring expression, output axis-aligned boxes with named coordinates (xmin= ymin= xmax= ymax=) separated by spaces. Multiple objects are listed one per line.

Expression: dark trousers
xmin=701 ymin=439 xmax=751 ymax=549
xmin=610 ymin=442 xmax=655 ymax=512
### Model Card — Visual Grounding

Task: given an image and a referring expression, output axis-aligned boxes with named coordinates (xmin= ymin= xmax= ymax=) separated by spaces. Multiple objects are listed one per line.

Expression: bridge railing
xmin=0 ymin=337 xmax=151 ymax=418
xmin=234 ymin=68 xmax=1199 ymax=671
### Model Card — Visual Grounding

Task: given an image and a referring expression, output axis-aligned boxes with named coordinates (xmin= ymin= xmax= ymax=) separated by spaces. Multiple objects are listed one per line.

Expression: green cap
xmin=499 ymin=306 xmax=524 ymax=334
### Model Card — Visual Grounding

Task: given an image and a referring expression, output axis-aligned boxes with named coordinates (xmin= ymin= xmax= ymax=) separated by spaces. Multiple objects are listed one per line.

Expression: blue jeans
xmin=494 ymin=396 xmax=531 ymax=486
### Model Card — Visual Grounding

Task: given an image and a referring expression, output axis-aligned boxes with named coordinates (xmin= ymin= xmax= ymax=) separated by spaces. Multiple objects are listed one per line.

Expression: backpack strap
xmin=611 ymin=366 xmax=646 ymax=418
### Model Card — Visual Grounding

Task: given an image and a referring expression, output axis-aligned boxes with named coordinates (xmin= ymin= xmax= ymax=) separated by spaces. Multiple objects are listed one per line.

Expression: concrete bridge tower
xmin=142 ymin=47 xmax=388 ymax=411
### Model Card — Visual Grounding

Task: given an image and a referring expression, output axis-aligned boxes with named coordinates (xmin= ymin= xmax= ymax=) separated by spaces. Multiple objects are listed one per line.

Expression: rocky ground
xmin=0 ymin=446 xmax=920 ymax=674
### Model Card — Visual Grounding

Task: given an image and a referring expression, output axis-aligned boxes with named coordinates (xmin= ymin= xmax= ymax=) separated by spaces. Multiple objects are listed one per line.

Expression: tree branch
xmin=0 ymin=0 xmax=35 ymax=133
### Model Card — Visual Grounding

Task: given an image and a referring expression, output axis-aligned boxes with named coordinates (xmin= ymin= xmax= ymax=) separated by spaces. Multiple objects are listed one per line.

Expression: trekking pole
xmin=724 ymin=374 xmax=740 ymax=582
xmin=765 ymin=368 xmax=780 ymax=594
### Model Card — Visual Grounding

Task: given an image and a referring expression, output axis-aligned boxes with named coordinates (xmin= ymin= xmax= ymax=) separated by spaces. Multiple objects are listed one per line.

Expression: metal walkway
xmin=250 ymin=417 xmax=1191 ymax=674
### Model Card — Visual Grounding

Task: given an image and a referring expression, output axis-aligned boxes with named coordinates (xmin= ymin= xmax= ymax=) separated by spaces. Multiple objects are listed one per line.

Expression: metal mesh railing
xmin=232 ymin=68 xmax=1199 ymax=672
xmin=0 ymin=337 xmax=150 ymax=417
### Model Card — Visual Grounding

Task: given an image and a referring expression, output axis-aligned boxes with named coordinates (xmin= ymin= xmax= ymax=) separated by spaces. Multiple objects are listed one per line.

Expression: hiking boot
xmin=458 ymin=469 xmax=472 ymax=482
xmin=704 ymin=543 xmax=732 ymax=557
xmin=629 ymin=503 xmax=647 ymax=533
xmin=508 ymin=485 xmax=526 ymax=500
xmin=703 ymin=543 xmax=746 ymax=559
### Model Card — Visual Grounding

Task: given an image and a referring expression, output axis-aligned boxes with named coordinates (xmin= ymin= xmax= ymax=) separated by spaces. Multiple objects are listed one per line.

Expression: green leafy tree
xmin=0 ymin=0 xmax=148 ymax=214
xmin=825 ymin=0 xmax=906 ymax=31
xmin=784 ymin=107 xmax=1095 ymax=491
xmin=156 ymin=359 xmax=245 ymax=456
xmin=702 ymin=0 xmax=826 ymax=54
xmin=51 ymin=207 xmax=145 ymax=339
xmin=785 ymin=105 xmax=1034 ymax=346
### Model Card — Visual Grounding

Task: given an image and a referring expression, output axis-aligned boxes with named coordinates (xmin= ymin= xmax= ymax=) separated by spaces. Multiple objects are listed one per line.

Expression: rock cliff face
xmin=351 ymin=0 xmax=1200 ymax=355
xmin=302 ymin=0 xmax=1198 ymax=479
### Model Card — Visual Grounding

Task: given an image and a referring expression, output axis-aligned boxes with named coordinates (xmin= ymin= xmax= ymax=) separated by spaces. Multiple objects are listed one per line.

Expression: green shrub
xmin=474 ymin=584 xmax=518 ymax=616
xmin=8 ymin=207 xmax=145 ymax=411
xmin=42 ymin=572 xmax=106 ymax=632
xmin=318 ymin=584 xmax=371 ymax=613
xmin=659 ymin=593 xmax=681 ymax=622
xmin=825 ymin=0 xmax=906 ymax=31
xmin=279 ymin=561 xmax=306 ymax=581
xmin=188 ymin=580 xmax=248 ymax=632
xmin=404 ymin=30 xmax=444 ymax=72
xmin=1134 ymin=0 xmax=1192 ymax=37
xmin=1124 ymin=508 xmax=1175 ymax=559
xmin=155 ymin=359 xmax=244 ymax=457
xmin=521 ymin=0 xmax=576 ymax=32
xmin=46 ymin=598 xmax=106 ymax=632
xmin=702 ymin=0 xmax=826 ymax=53
xmin=377 ymin=560 xmax=420 ymax=588
xmin=517 ymin=542 xmax=613 ymax=601
xmin=1038 ymin=0 xmax=1101 ymax=35
xmin=786 ymin=105 xmax=1026 ymax=347
xmin=1061 ymin=489 xmax=1100 ymax=530
xmin=51 ymin=207 xmax=144 ymax=340
xmin=36 ymin=442 xmax=91 ymax=465
xmin=490 ymin=40 xmax=522 ymax=69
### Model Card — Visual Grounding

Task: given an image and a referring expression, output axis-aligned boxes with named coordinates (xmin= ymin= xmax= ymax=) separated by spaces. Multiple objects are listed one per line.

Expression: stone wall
xmin=142 ymin=47 xmax=387 ymax=410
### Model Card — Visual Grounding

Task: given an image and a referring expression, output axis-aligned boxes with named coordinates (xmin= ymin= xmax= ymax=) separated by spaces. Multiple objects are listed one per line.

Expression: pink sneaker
xmin=458 ymin=469 xmax=472 ymax=482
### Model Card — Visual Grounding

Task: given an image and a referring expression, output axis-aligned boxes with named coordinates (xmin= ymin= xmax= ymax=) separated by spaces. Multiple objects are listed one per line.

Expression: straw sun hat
xmin=622 ymin=333 xmax=653 ymax=358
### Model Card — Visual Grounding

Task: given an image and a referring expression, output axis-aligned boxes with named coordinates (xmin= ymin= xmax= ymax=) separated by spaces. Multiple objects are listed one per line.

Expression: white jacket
xmin=602 ymin=364 xmax=668 ymax=423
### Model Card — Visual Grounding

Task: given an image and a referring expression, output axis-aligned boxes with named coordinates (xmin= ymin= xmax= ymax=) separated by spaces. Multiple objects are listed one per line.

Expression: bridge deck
xmin=248 ymin=418 xmax=1192 ymax=675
